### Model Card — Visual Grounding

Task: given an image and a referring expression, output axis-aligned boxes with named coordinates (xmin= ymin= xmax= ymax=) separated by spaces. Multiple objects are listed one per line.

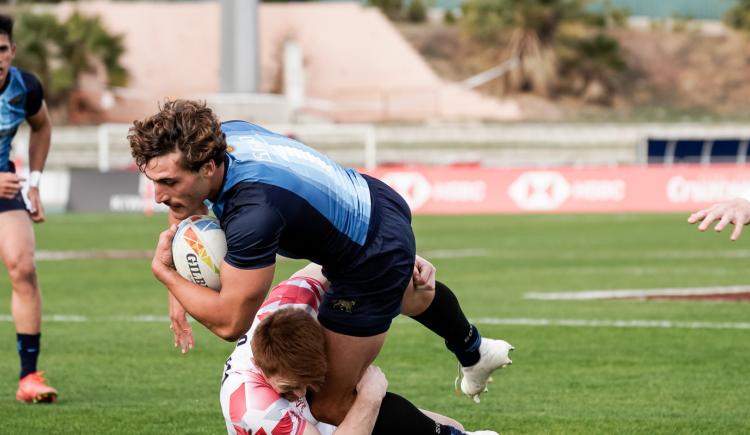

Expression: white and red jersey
xmin=220 ymin=276 xmax=335 ymax=435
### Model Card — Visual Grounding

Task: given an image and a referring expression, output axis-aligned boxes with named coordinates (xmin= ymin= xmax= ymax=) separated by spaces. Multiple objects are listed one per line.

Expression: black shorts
xmin=318 ymin=174 xmax=416 ymax=337
xmin=0 ymin=162 xmax=27 ymax=213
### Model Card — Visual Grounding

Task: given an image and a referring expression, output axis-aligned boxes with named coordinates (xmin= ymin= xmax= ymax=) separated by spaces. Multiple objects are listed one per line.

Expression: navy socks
xmin=410 ymin=281 xmax=481 ymax=367
xmin=17 ymin=333 xmax=41 ymax=379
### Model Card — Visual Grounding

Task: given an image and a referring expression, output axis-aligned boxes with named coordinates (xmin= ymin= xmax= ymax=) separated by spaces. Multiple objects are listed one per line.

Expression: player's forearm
xmin=28 ymin=120 xmax=51 ymax=172
xmin=332 ymin=394 xmax=382 ymax=435
xmin=159 ymin=270 xmax=261 ymax=341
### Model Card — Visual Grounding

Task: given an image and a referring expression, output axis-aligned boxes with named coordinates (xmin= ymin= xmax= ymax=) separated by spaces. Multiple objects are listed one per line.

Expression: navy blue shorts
xmin=0 ymin=162 xmax=27 ymax=213
xmin=318 ymin=174 xmax=416 ymax=337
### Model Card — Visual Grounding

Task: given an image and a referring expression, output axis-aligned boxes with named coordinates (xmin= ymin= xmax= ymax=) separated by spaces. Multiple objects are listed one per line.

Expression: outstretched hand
xmin=169 ymin=293 xmax=194 ymax=353
xmin=688 ymin=198 xmax=750 ymax=241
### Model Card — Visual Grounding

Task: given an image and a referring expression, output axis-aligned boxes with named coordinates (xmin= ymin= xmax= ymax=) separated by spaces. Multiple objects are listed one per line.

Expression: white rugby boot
xmin=455 ymin=338 xmax=514 ymax=403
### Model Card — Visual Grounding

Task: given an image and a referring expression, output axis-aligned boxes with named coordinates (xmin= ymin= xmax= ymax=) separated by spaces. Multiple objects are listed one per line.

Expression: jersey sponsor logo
xmin=293 ymin=397 xmax=308 ymax=414
xmin=222 ymin=356 xmax=232 ymax=386
xmin=330 ymin=299 xmax=356 ymax=314
xmin=237 ymin=335 xmax=248 ymax=346
xmin=228 ymin=135 xmax=273 ymax=161
xmin=9 ymin=94 xmax=22 ymax=107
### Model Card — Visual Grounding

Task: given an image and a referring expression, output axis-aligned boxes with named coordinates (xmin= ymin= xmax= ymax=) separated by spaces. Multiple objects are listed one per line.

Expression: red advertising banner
xmin=365 ymin=164 xmax=750 ymax=214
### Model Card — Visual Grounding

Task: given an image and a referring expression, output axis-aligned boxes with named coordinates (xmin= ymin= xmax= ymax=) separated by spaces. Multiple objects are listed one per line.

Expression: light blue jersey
xmin=206 ymin=121 xmax=416 ymax=337
xmin=208 ymin=121 xmax=373 ymax=269
xmin=0 ymin=67 xmax=40 ymax=172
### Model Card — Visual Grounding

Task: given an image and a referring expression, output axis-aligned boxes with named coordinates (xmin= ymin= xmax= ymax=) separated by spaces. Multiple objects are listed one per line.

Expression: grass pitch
xmin=1 ymin=213 xmax=749 ymax=434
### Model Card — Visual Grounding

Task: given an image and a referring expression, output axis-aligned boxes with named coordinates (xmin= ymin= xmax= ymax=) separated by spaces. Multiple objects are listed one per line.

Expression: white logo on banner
xmin=509 ymin=171 xmax=571 ymax=210
xmin=381 ymin=172 xmax=432 ymax=210
xmin=109 ymin=174 xmax=168 ymax=213
xmin=433 ymin=181 xmax=486 ymax=202
xmin=572 ymin=179 xmax=626 ymax=202
xmin=666 ymin=176 xmax=750 ymax=203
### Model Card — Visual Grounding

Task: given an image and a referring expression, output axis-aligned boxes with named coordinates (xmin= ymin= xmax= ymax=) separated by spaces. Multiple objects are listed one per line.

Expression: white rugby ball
xmin=172 ymin=215 xmax=227 ymax=291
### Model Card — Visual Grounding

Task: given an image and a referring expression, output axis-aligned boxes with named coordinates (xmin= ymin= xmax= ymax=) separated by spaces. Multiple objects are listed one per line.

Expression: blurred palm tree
xmin=461 ymin=0 xmax=628 ymax=103
xmin=60 ymin=12 xmax=127 ymax=88
xmin=725 ymin=0 xmax=750 ymax=33
xmin=369 ymin=0 xmax=403 ymax=20
xmin=12 ymin=13 xmax=65 ymax=104
xmin=558 ymin=32 xmax=626 ymax=104
xmin=13 ymin=10 xmax=127 ymax=111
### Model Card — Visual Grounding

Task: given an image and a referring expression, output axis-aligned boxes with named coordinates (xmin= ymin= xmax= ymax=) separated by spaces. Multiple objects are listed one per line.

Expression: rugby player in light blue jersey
xmin=130 ymin=100 xmax=512 ymax=434
xmin=0 ymin=14 xmax=57 ymax=403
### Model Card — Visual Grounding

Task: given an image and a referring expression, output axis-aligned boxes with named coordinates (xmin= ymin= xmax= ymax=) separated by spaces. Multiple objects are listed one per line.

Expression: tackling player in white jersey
xmin=220 ymin=271 xmax=376 ymax=435
xmin=220 ymin=263 xmax=498 ymax=435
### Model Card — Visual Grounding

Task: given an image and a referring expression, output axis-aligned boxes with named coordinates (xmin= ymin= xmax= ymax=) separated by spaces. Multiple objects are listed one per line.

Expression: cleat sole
xmin=34 ymin=392 xmax=58 ymax=403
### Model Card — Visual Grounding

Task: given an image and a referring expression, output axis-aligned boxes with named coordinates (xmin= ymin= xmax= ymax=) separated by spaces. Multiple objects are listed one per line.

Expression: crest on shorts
xmin=330 ymin=299 xmax=356 ymax=313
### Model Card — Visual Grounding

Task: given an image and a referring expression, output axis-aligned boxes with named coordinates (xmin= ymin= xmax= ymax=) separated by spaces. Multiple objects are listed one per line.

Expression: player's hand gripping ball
xmin=172 ymin=215 xmax=227 ymax=291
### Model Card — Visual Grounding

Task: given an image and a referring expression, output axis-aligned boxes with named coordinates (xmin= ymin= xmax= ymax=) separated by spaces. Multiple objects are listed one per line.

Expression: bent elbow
xmin=215 ymin=322 xmax=247 ymax=342
xmin=224 ymin=331 xmax=243 ymax=342
xmin=215 ymin=327 xmax=240 ymax=342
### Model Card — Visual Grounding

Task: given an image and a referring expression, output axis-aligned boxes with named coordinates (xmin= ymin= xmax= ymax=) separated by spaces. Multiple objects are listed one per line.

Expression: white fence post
xmin=364 ymin=125 xmax=377 ymax=170
xmin=97 ymin=124 xmax=110 ymax=173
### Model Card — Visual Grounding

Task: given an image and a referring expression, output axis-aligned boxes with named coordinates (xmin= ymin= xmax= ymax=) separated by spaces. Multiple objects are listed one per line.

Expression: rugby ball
xmin=172 ymin=215 xmax=227 ymax=291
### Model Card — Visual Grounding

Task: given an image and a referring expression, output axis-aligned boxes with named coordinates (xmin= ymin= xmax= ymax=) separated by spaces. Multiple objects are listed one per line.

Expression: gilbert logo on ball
xmin=172 ymin=215 xmax=227 ymax=290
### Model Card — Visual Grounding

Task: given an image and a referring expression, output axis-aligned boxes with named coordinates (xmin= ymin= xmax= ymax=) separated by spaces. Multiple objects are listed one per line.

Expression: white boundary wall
xmin=14 ymin=122 xmax=750 ymax=171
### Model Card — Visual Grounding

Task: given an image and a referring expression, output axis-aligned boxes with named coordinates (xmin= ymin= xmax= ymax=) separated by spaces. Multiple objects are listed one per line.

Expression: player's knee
xmin=7 ymin=254 xmax=37 ymax=288
xmin=401 ymin=285 xmax=435 ymax=316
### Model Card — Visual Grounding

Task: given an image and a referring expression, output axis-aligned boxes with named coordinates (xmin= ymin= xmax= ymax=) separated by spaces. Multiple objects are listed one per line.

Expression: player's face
xmin=143 ymin=151 xmax=213 ymax=219
xmin=266 ymin=374 xmax=308 ymax=402
xmin=0 ymin=34 xmax=16 ymax=86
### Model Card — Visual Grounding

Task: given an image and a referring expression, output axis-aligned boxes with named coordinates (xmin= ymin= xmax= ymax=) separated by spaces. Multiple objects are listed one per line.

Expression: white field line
xmin=470 ymin=317 xmax=750 ymax=330
xmin=420 ymin=248 xmax=489 ymax=259
xmin=644 ymin=250 xmax=750 ymax=259
xmin=556 ymin=249 xmax=750 ymax=260
xmin=38 ymin=248 xmax=750 ymax=262
xmin=3 ymin=315 xmax=744 ymax=330
xmin=36 ymin=250 xmax=153 ymax=261
xmin=525 ymin=285 xmax=750 ymax=301
xmin=0 ymin=314 xmax=170 ymax=322
xmin=36 ymin=248 xmax=489 ymax=262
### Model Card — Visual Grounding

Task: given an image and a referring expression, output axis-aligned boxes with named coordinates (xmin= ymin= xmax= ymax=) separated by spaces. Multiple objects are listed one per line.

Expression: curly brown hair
xmin=129 ymin=100 xmax=226 ymax=172
xmin=251 ymin=308 xmax=327 ymax=390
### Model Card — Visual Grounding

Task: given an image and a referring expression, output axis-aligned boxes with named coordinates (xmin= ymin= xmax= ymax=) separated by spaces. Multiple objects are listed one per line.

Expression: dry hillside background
xmin=399 ymin=22 xmax=750 ymax=121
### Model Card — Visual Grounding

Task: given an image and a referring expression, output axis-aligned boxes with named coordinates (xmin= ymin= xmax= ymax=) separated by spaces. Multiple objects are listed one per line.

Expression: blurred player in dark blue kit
xmin=0 ymin=14 xmax=57 ymax=403
xmin=130 ymin=100 xmax=512 ymax=433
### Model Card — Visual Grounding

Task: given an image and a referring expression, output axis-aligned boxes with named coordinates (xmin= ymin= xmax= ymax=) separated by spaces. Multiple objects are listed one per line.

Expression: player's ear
xmin=201 ymin=160 xmax=216 ymax=178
